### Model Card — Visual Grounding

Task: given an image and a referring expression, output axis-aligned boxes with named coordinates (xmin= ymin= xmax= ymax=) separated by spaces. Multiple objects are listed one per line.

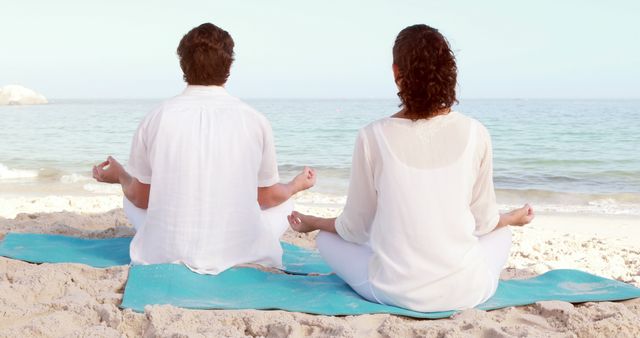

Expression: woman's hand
xmin=506 ymin=204 xmax=535 ymax=226
xmin=287 ymin=211 xmax=318 ymax=233
xmin=288 ymin=211 xmax=339 ymax=234
xmin=92 ymin=156 xmax=125 ymax=184
xmin=292 ymin=167 xmax=316 ymax=193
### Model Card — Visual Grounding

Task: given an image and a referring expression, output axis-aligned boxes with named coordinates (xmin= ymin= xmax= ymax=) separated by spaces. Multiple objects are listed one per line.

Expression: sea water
xmin=1 ymin=98 xmax=639 ymax=215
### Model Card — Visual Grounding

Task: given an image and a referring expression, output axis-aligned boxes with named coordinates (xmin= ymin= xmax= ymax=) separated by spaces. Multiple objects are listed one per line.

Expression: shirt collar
xmin=182 ymin=85 xmax=228 ymax=96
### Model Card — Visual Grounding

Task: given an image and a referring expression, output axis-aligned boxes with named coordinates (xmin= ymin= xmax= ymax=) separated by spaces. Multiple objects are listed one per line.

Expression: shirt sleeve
xmin=258 ymin=117 xmax=280 ymax=187
xmin=127 ymin=119 xmax=152 ymax=184
xmin=471 ymin=123 xmax=501 ymax=236
xmin=335 ymin=129 xmax=377 ymax=244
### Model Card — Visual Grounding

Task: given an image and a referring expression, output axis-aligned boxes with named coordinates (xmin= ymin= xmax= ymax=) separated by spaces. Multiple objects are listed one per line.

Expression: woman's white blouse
xmin=127 ymin=85 xmax=283 ymax=275
xmin=335 ymin=112 xmax=501 ymax=311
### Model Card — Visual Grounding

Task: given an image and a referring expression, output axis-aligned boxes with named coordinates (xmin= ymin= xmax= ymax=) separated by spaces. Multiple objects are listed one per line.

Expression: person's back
xmin=129 ymin=86 xmax=284 ymax=273
xmin=361 ymin=112 xmax=498 ymax=310
xmin=92 ymin=23 xmax=316 ymax=275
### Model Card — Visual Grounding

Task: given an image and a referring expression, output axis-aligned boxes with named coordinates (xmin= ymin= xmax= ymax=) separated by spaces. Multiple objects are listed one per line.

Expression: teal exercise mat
xmin=0 ymin=233 xmax=331 ymax=275
xmin=280 ymin=242 xmax=331 ymax=275
xmin=0 ymin=233 xmax=131 ymax=268
xmin=121 ymin=265 xmax=640 ymax=318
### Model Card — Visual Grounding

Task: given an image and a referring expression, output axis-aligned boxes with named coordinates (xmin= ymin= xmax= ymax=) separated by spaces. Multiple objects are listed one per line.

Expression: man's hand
xmin=93 ymin=156 xmax=124 ymax=184
xmin=92 ymin=156 xmax=150 ymax=209
xmin=258 ymin=167 xmax=317 ymax=209
xmin=292 ymin=166 xmax=316 ymax=193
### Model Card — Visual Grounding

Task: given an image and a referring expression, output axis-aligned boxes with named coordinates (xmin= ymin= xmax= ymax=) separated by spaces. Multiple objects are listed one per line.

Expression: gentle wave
xmin=497 ymin=201 xmax=640 ymax=216
xmin=0 ymin=163 xmax=38 ymax=180
xmin=1 ymin=166 xmax=638 ymax=215
xmin=292 ymin=189 xmax=640 ymax=216
xmin=495 ymin=188 xmax=640 ymax=204
xmin=0 ymin=164 xmax=94 ymax=183
xmin=494 ymin=188 xmax=640 ymax=216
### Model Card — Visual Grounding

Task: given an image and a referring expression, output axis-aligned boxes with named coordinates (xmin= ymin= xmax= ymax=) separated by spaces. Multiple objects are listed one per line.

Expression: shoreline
xmin=1 ymin=193 xmax=638 ymax=288
xmin=3 ymin=174 xmax=640 ymax=219
xmin=4 ymin=191 xmax=640 ymax=220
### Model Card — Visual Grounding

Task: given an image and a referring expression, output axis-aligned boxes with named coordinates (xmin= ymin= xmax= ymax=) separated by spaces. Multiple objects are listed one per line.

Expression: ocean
xmin=1 ymin=98 xmax=639 ymax=215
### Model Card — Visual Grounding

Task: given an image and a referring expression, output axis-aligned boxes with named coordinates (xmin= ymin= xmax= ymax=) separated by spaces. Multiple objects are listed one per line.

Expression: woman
xmin=93 ymin=23 xmax=316 ymax=275
xmin=288 ymin=24 xmax=534 ymax=312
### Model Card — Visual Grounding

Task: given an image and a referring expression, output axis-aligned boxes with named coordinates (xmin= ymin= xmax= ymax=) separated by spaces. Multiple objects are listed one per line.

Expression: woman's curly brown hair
xmin=393 ymin=24 xmax=458 ymax=120
xmin=177 ymin=23 xmax=235 ymax=86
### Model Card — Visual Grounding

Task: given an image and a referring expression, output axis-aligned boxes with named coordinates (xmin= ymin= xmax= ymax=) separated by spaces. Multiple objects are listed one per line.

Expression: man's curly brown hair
xmin=177 ymin=23 xmax=235 ymax=86
xmin=393 ymin=24 xmax=458 ymax=120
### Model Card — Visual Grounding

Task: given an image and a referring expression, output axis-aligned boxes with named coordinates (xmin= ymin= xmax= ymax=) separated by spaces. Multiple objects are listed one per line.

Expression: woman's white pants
xmin=316 ymin=227 xmax=512 ymax=304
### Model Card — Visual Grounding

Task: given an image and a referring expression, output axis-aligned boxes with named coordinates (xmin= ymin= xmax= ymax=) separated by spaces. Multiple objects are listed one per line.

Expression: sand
xmin=0 ymin=195 xmax=639 ymax=337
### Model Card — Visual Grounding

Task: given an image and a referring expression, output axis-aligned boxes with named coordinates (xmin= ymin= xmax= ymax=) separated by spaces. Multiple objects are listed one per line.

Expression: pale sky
xmin=1 ymin=0 xmax=639 ymax=99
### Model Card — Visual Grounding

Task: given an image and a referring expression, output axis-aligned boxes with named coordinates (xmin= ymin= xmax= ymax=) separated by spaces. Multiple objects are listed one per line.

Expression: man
xmin=93 ymin=23 xmax=315 ymax=274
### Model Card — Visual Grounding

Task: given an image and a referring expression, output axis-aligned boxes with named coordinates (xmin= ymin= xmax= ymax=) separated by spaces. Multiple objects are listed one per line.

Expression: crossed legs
xmin=316 ymin=226 xmax=513 ymax=304
xmin=123 ymin=197 xmax=292 ymax=238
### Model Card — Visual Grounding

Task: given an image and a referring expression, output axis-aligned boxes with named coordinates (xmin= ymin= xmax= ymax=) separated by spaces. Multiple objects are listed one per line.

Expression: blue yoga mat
xmin=121 ymin=264 xmax=640 ymax=318
xmin=0 ymin=233 xmax=331 ymax=275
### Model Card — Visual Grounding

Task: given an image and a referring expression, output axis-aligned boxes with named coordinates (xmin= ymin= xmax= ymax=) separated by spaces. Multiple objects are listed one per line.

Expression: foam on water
xmin=292 ymin=191 xmax=640 ymax=216
xmin=0 ymin=163 xmax=39 ymax=180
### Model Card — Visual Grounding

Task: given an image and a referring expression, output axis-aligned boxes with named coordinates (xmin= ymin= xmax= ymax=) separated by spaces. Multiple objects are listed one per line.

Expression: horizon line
xmin=43 ymin=97 xmax=640 ymax=101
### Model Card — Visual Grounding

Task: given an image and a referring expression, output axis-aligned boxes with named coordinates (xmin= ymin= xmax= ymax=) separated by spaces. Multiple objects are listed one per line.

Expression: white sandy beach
xmin=2 ymin=1 xmax=638 ymax=336
xmin=0 ymin=193 xmax=639 ymax=337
